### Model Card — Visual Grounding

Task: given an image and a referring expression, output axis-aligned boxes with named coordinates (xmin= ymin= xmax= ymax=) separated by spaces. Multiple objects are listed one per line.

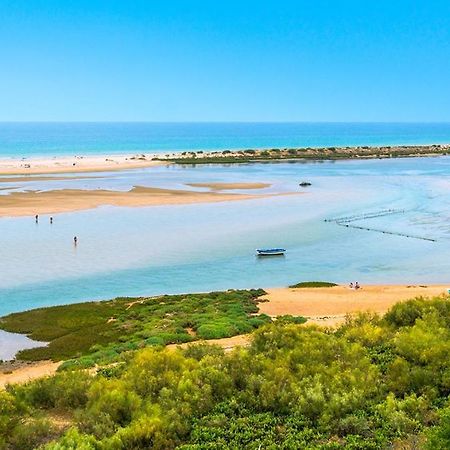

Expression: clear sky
xmin=1 ymin=0 xmax=449 ymax=122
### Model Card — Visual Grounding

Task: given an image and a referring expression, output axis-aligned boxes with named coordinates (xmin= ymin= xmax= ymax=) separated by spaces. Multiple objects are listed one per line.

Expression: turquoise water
xmin=1 ymin=157 xmax=449 ymax=316
xmin=1 ymin=122 xmax=450 ymax=157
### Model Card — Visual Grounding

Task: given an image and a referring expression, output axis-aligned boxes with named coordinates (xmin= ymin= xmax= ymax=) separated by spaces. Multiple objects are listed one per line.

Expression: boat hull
xmin=256 ymin=249 xmax=286 ymax=256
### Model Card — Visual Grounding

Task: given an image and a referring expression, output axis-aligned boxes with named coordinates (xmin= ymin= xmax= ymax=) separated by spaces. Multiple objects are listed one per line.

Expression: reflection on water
xmin=0 ymin=157 xmax=450 ymax=316
xmin=0 ymin=330 xmax=45 ymax=361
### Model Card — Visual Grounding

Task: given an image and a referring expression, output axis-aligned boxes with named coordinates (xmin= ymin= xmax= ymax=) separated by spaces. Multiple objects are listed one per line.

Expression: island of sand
xmin=0 ymin=183 xmax=301 ymax=217
xmin=1 ymin=143 xmax=449 ymax=176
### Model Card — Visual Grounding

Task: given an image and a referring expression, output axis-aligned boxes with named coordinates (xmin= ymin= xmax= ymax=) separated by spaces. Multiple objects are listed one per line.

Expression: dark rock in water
xmin=299 ymin=181 xmax=312 ymax=187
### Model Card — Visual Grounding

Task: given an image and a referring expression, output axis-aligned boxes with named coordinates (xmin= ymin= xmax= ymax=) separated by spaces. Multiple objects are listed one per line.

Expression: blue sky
xmin=1 ymin=0 xmax=449 ymax=121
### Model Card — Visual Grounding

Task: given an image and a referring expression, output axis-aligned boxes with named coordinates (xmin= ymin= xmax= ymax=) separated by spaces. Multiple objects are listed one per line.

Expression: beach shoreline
xmin=0 ymin=154 xmax=167 ymax=175
xmin=259 ymin=284 xmax=449 ymax=326
xmin=1 ymin=143 xmax=449 ymax=175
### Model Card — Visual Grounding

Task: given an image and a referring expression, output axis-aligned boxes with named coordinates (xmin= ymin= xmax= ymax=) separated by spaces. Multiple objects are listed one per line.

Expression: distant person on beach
xmin=50 ymin=217 xmax=53 ymax=224
xmin=349 ymin=282 xmax=354 ymax=289
xmin=35 ymin=214 xmax=39 ymax=223
xmin=355 ymin=282 xmax=360 ymax=290
xmin=73 ymin=236 xmax=78 ymax=245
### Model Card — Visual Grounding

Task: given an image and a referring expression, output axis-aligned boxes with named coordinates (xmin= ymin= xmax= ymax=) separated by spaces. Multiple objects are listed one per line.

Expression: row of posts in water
xmin=324 ymin=209 xmax=406 ymax=224
xmin=324 ymin=209 xmax=436 ymax=242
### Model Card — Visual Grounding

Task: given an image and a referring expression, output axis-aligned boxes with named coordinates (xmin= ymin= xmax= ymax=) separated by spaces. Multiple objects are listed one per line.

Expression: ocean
xmin=1 ymin=122 xmax=450 ymax=158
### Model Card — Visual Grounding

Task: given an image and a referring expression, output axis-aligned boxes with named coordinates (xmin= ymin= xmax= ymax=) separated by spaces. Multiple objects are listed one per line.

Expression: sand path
xmin=0 ymin=361 xmax=61 ymax=389
xmin=167 ymin=334 xmax=251 ymax=352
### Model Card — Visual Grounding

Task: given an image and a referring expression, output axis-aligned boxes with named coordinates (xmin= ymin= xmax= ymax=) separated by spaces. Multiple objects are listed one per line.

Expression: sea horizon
xmin=1 ymin=121 xmax=450 ymax=158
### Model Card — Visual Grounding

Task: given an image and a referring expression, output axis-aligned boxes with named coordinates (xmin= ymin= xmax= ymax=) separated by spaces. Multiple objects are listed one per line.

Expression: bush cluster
xmin=0 ymin=295 xmax=449 ymax=449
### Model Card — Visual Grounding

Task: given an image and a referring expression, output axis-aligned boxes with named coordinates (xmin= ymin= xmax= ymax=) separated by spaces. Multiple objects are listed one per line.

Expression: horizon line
xmin=1 ymin=120 xmax=450 ymax=125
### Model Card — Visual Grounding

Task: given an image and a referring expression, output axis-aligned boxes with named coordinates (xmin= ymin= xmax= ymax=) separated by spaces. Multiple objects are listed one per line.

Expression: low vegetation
xmin=0 ymin=295 xmax=449 ymax=449
xmin=289 ymin=281 xmax=338 ymax=288
xmin=153 ymin=144 xmax=449 ymax=165
xmin=0 ymin=289 xmax=271 ymax=366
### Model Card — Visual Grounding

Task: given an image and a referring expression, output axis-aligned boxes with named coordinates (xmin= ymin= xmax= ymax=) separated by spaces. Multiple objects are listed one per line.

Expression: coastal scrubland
xmin=0 ymin=295 xmax=449 ymax=448
xmin=154 ymin=144 xmax=450 ymax=164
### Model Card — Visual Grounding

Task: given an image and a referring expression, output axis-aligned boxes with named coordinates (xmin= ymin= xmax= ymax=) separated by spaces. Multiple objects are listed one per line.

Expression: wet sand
xmin=186 ymin=182 xmax=271 ymax=190
xmin=0 ymin=185 xmax=295 ymax=217
xmin=260 ymin=284 xmax=449 ymax=326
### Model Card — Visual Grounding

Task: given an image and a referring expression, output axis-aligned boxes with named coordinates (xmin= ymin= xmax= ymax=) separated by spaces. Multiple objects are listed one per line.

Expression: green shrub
xmin=276 ymin=315 xmax=307 ymax=325
xmin=288 ymin=281 xmax=338 ymax=288
xmin=1 ymin=294 xmax=450 ymax=449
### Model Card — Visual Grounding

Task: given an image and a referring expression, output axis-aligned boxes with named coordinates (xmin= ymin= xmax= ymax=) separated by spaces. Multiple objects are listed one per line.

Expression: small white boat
xmin=256 ymin=248 xmax=286 ymax=256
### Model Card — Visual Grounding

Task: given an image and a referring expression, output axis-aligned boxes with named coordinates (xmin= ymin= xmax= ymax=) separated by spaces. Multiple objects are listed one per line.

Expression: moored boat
xmin=256 ymin=248 xmax=286 ymax=256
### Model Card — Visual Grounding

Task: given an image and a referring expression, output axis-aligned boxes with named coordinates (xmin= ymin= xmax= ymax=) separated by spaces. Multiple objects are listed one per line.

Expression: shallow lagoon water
xmin=0 ymin=330 xmax=44 ymax=361
xmin=0 ymin=157 xmax=449 ymax=316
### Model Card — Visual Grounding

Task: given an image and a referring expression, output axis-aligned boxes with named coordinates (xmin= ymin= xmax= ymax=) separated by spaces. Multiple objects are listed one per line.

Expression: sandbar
xmin=0 ymin=185 xmax=296 ymax=217
xmin=186 ymin=182 xmax=271 ymax=190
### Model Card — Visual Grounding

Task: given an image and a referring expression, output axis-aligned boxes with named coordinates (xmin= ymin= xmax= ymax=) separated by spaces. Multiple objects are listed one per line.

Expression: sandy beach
xmin=260 ymin=284 xmax=449 ymax=326
xmin=0 ymin=184 xmax=290 ymax=217
xmin=0 ymin=154 xmax=166 ymax=175
xmin=0 ymin=175 xmax=104 ymax=183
